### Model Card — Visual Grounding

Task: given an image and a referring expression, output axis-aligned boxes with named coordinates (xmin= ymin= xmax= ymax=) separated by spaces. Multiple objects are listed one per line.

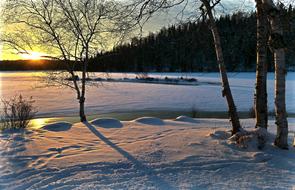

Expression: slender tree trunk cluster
xmin=200 ymin=0 xmax=289 ymax=149
xmin=255 ymin=0 xmax=289 ymax=149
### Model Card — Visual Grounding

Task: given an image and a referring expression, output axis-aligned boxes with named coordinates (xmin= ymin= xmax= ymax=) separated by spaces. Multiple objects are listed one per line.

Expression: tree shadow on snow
xmin=0 ymin=129 xmax=33 ymax=176
xmin=84 ymin=122 xmax=176 ymax=190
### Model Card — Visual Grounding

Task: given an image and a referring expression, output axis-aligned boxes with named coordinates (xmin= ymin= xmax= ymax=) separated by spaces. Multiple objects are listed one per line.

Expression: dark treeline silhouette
xmin=0 ymin=60 xmax=80 ymax=71
xmin=90 ymin=6 xmax=295 ymax=72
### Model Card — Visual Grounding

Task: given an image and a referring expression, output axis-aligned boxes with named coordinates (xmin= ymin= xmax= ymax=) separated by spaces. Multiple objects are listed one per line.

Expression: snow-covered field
xmin=0 ymin=72 xmax=294 ymax=117
xmin=0 ymin=117 xmax=294 ymax=189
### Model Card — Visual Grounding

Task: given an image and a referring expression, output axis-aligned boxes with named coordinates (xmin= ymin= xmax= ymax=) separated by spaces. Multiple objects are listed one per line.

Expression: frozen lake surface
xmin=0 ymin=72 xmax=294 ymax=117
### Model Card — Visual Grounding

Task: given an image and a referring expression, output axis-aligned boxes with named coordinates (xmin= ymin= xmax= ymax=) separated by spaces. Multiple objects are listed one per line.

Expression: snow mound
xmin=228 ymin=128 xmax=269 ymax=150
xmin=90 ymin=118 xmax=123 ymax=128
xmin=175 ymin=115 xmax=198 ymax=123
xmin=252 ymin=152 xmax=272 ymax=162
xmin=208 ymin=130 xmax=231 ymax=140
xmin=133 ymin=117 xmax=165 ymax=125
xmin=43 ymin=122 xmax=72 ymax=132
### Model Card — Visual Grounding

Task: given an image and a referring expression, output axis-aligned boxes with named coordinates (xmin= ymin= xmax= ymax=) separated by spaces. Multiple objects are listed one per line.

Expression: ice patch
xmin=43 ymin=122 xmax=72 ymax=132
xmin=133 ymin=117 xmax=165 ymax=125
xmin=175 ymin=115 xmax=198 ymax=123
xmin=90 ymin=118 xmax=123 ymax=128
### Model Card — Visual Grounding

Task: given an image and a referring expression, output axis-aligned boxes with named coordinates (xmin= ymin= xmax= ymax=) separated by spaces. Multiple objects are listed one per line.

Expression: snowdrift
xmin=133 ymin=117 xmax=165 ymax=125
xmin=90 ymin=118 xmax=123 ymax=128
xmin=43 ymin=122 xmax=72 ymax=132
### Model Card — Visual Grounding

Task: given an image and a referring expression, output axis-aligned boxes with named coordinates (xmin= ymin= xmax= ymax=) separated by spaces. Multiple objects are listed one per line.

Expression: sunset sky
xmin=0 ymin=0 xmax=261 ymax=61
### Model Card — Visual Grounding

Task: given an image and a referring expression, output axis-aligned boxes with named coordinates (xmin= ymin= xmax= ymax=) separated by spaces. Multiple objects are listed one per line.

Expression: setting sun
xmin=21 ymin=52 xmax=45 ymax=60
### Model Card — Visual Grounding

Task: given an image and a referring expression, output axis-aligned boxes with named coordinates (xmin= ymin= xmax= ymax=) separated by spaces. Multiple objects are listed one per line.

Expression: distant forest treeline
xmin=2 ymin=6 xmax=295 ymax=72
xmin=0 ymin=60 xmax=70 ymax=71
xmin=90 ymin=6 xmax=295 ymax=72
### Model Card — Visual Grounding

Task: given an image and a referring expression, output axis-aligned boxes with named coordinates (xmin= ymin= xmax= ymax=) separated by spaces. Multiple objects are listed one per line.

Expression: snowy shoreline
xmin=29 ymin=110 xmax=295 ymax=131
xmin=67 ymin=75 xmax=222 ymax=86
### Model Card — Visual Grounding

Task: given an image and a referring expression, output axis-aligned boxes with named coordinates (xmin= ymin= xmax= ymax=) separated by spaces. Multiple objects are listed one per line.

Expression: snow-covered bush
xmin=0 ymin=95 xmax=37 ymax=129
xmin=136 ymin=72 xmax=149 ymax=79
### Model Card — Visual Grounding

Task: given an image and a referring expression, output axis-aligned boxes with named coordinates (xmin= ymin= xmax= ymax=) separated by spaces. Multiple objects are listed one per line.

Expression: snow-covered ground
xmin=0 ymin=72 xmax=294 ymax=117
xmin=1 ymin=72 xmax=295 ymax=189
xmin=0 ymin=117 xmax=294 ymax=189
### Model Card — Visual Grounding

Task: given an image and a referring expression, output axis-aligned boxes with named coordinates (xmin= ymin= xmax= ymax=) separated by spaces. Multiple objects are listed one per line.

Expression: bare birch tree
xmin=263 ymin=0 xmax=289 ymax=149
xmin=199 ymin=0 xmax=241 ymax=135
xmin=253 ymin=0 xmax=270 ymax=149
xmin=2 ymin=0 xmax=133 ymax=122
xmin=255 ymin=0 xmax=269 ymax=131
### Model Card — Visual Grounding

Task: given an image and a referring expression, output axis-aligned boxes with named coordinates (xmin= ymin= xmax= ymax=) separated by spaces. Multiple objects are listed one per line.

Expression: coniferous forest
xmin=89 ymin=6 xmax=295 ymax=73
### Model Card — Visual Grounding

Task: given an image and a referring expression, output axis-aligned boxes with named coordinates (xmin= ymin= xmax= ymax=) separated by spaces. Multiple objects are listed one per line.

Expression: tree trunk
xmin=201 ymin=0 xmax=241 ymax=135
xmin=274 ymin=48 xmax=288 ymax=149
xmin=263 ymin=0 xmax=288 ymax=149
xmin=80 ymin=58 xmax=88 ymax=122
xmin=255 ymin=0 xmax=268 ymax=130
xmin=79 ymin=96 xmax=86 ymax=122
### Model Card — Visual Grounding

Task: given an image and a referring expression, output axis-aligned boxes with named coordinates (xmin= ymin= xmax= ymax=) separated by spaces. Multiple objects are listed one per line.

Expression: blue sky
xmin=142 ymin=0 xmax=256 ymax=34
xmin=141 ymin=0 xmax=295 ymax=32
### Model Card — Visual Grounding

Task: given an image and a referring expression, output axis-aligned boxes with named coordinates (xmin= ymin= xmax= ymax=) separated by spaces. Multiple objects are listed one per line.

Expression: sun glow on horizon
xmin=20 ymin=51 xmax=46 ymax=60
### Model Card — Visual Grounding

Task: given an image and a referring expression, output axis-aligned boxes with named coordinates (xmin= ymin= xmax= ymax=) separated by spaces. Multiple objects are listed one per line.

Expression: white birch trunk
xmin=263 ymin=0 xmax=288 ymax=149
xmin=255 ymin=0 xmax=268 ymax=130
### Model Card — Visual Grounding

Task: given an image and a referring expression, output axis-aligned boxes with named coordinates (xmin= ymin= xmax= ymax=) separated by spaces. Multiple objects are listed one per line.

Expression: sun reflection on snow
xmin=29 ymin=118 xmax=53 ymax=129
